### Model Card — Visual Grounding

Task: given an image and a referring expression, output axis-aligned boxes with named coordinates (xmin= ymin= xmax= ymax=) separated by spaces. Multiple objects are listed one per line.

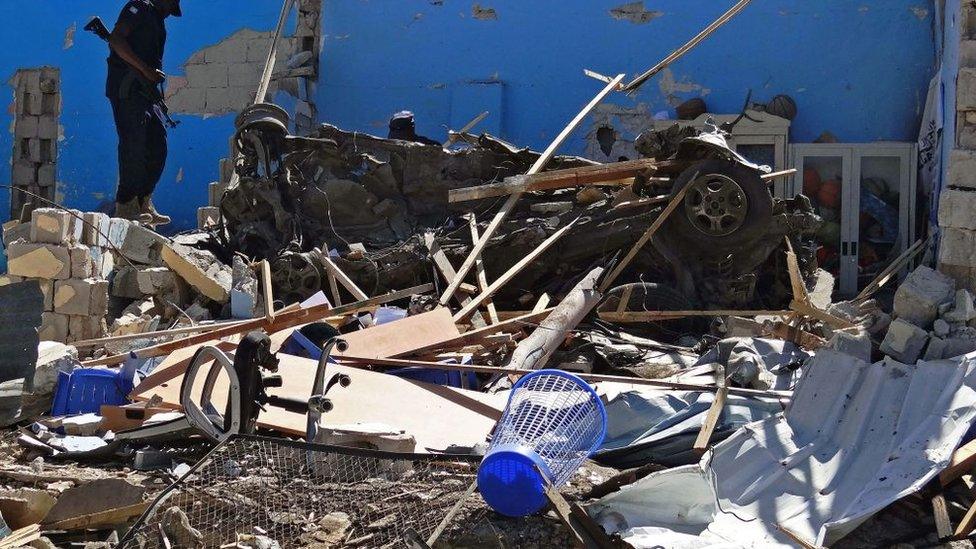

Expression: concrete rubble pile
xmin=1 ymin=116 xmax=975 ymax=548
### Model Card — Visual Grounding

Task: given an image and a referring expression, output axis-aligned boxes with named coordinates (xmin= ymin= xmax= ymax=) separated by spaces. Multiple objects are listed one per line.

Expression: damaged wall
xmin=318 ymin=0 xmax=937 ymax=160
xmin=0 ymin=1 xmax=297 ymax=255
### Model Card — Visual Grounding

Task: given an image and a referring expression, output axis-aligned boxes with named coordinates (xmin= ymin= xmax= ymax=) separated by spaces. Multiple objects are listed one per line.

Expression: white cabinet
xmin=790 ymin=143 xmax=918 ymax=297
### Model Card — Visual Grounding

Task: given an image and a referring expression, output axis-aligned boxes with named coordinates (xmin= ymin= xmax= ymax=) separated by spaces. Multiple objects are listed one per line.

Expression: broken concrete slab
xmin=880 ymin=318 xmax=929 ymax=364
xmin=42 ymin=478 xmax=145 ymax=526
xmin=231 ymin=255 xmax=258 ymax=319
xmin=893 ymin=266 xmax=956 ymax=328
xmin=924 ymin=336 xmax=947 ymax=361
xmin=0 ymin=488 xmax=57 ymax=529
xmin=32 ymin=341 xmax=78 ymax=395
xmin=827 ymin=331 xmax=872 ymax=362
xmin=117 ymin=220 xmax=166 ymax=265
xmin=60 ymin=413 xmax=103 ymax=436
xmin=39 ymin=312 xmax=68 ymax=343
xmin=161 ymin=243 xmax=231 ymax=303
xmin=110 ymin=265 xmax=143 ymax=299
xmin=6 ymin=241 xmax=71 ymax=280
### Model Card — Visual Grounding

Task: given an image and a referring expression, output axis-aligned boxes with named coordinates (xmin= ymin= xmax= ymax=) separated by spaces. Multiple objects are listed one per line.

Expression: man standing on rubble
xmin=105 ymin=0 xmax=182 ymax=225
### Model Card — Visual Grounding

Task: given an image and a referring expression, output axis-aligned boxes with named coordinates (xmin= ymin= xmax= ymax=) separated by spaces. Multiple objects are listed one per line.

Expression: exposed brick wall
xmin=165 ymin=28 xmax=297 ymax=116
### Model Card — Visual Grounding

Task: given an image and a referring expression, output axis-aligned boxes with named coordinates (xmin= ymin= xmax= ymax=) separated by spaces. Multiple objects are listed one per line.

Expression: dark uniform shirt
xmin=106 ymin=0 xmax=166 ymax=98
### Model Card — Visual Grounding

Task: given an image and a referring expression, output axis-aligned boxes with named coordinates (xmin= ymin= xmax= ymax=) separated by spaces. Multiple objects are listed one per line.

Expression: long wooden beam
xmin=84 ymin=284 xmax=433 ymax=366
xmin=599 ymin=179 xmax=693 ymax=293
xmin=453 ymin=219 xmax=578 ymax=321
xmin=449 ymin=158 xmax=658 ymax=203
xmin=439 ymin=74 xmax=626 ymax=307
xmin=598 ymin=310 xmax=792 ymax=323
xmin=468 ymin=214 xmax=499 ymax=324
xmin=393 ymin=308 xmax=554 ymax=358
xmin=335 ymin=356 xmax=791 ymax=399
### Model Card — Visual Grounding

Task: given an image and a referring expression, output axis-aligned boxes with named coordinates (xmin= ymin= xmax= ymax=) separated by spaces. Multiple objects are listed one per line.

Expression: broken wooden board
xmin=267 ymin=307 xmax=461 ymax=359
xmin=131 ymin=353 xmax=506 ymax=452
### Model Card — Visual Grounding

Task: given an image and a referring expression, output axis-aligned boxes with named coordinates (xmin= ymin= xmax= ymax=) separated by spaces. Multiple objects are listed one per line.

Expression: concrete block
xmin=61 ymin=413 xmax=102 ymax=436
xmin=14 ymin=115 xmax=39 ymax=137
xmin=938 ymin=188 xmax=976 ymax=230
xmin=939 ymin=263 xmax=976 ymax=294
xmin=924 ymin=336 xmax=947 ymax=361
xmin=29 ymin=208 xmax=70 ymax=244
xmin=960 ymin=68 xmax=976 ymax=111
xmin=81 ymin=212 xmax=111 ymax=247
xmin=3 ymin=220 xmax=30 ymax=247
xmin=11 ymin=161 xmax=36 ymax=186
xmin=166 ymin=85 xmax=207 ymax=114
xmin=949 ymin=149 xmax=976 ymax=190
xmin=37 ymin=116 xmax=58 ymax=140
xmin=38 ymin=312 xmax=68 ymax=343
xmin=68 ymin=245 xmax=95 ymax=279
xmin=893 ymin=266 xmax=956 ymax=328
xmin=118 ymin=221 xmax=166 ymax=265
xmin=944 ymin=336 xmax=976 ymax=360
xmin=227 ymin=62 xmax=262 ymax=87
xmin=7 ymin=241 xmax=70 ymax=280
xmin=110 ymin=265 xmax=143 ymax=299
xmin=90 ymin=247 xmax=114 ymax=279
xmin=880 ymin=318 xmax=929 ymax=364
xmin=205 ymin=37 xmax=249 ymax=64
xmin=247 ymin=37 xmax=274 ymax=62
xmin=107 ymin=217 xmax=130 ymax=249
xmin=231 ymin=255 xmax=258 ymax=319
xmin=53 ymin=278 xmax=107 ymax=316
xmin=136 ymin=267 xmax=177 ymax=295
xmin=944 ymin=289 xmax=976 ymax=324
xmin=36 ymin=163 xmax=55 ymax=188
xmin=0 ymin=275 xmax=24 ymax=286
xmin=827 ymin=331 xmax=872 ymax=362
xmin=161 ymin=243 xmax=232 ymax=303
xmin=934 ymin=318 xmax=951 ymax=337
xmin=186 ymin=63 xmax=229 ymax=88
xmin=65 ymin=210 xmax=84 ymax=243
xmin=67 ymin=315 xmax=106 ymax=342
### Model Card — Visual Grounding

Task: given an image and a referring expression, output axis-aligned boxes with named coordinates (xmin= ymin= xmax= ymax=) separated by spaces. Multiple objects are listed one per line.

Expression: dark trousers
xmin=109 ymin=93 xmax=167 ymax=204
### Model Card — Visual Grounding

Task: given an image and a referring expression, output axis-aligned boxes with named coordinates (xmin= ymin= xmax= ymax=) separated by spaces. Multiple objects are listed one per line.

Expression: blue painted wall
xmin=0 ymin=0 xmax=288 ymax=234
xmin=318 ymin=1 xmax=938 ymax=153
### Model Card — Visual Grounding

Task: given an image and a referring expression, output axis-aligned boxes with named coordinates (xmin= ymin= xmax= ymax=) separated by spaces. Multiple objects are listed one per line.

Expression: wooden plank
xmin=453 ymin=219 xmax=578 ymax=321
xmin=784 ymin=237 xmax=807 ymax=302
xmin=599 ymin=310 xmax=791 ymax=322
xmin=333 ymin=308 xmax=461 ymax=360
xmin=789 ymin=300 xmax=855 ymax=330
xmin=320 ymin=254 xmax=369 ymax=302
xmin=43 ymin=502 xmax=150 ymax=531
xmin=532 ymin=293 xmax=551 ymax=313
xmin=693 ymin=386 xmax=728 ymax=454
xmin=439 ymin=74 xmax=626 ymax=307
xmin=855 ymin=237 xmax=929 ymax=302
xmin=86 ymin=284 xmax=432 ymax=367
xmin=133 ymin=354 xmax=507 ymax=451
xmin=425 ymin=233 xmax=484 ymax=326
xmin=955 ymin=498 xmax=976 ymax=539
xmin=941 ymin=438 xmax=976 ymax=486
xmin=261 ymin=259 xmax=275 ymax=323
xmin=761 ymin=168 xmax=797 ymax=181
xmin=394 ymin=309 xmax=554 ymax=358
xmin=327 ymin=271 xmax=342 ymax=306
xmin=72 ymin=319 xmax=250 ymax=349
xmin=468 ymin=215 xmax=499 ymax=324
xmin=335 ymin=355 xmax=792 ymax=399
xmin=599 ymin=180 xmax=693 ymax=293
xmin=444 ymin=111 xmax=489 ymax=148
xmin=448 ymin=158 xmax=657 ymax=203
xmin=622 ymin=0 xmax=753 ymax=93
xmin=933 ymin=491 xmax=953 ymax=541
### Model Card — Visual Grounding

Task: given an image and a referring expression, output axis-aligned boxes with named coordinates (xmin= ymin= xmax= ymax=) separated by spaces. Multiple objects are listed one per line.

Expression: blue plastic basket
xmin=51 ymin=368 xmax=133 ymax=416
xmin=477 ymin=370 xmax=607 ymax=517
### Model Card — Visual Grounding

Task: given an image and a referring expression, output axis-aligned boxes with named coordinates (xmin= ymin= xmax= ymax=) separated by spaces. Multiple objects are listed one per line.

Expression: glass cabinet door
xmin=852 ymin=146 xmax=916 ymax=295
xmin=793 ymin=147 xmax=856 ymax=297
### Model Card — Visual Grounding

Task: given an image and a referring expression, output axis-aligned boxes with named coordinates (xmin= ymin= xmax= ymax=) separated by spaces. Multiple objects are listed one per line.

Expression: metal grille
xmin=490 ymin=371 xmax=606 ymax=485
xmin=119 ymin=435 xmax=485 ymax=548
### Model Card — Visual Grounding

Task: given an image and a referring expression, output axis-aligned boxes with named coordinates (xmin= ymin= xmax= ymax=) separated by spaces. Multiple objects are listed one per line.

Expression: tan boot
xmin=115 ymin=198 xmax=152 ymax=223
xmin=141 ymin=197 xmax=171 ymax=226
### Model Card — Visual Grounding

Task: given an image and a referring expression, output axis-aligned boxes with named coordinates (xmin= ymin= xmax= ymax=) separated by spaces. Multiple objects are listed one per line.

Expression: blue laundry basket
xmin=477 ymin=370 xmax=607 ymax=517
xmin=51 ymin=368 xmax=133 ymax=416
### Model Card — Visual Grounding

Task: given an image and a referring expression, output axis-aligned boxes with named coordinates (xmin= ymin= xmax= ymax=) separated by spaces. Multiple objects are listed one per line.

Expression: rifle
xmin=85 ymin=16 xmax=179 ymax=129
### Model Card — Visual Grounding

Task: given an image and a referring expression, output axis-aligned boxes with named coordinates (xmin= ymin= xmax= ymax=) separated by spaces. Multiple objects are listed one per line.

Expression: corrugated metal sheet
xmin=0 ymin=281 xmax=43 ymax=385
xmin=587 ymin=350 xmax=976 ymax=548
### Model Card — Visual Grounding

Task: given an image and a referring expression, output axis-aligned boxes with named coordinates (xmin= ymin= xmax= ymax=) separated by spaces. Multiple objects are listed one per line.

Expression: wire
xmin=1 ymin=185 xmax=138 ymax=268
